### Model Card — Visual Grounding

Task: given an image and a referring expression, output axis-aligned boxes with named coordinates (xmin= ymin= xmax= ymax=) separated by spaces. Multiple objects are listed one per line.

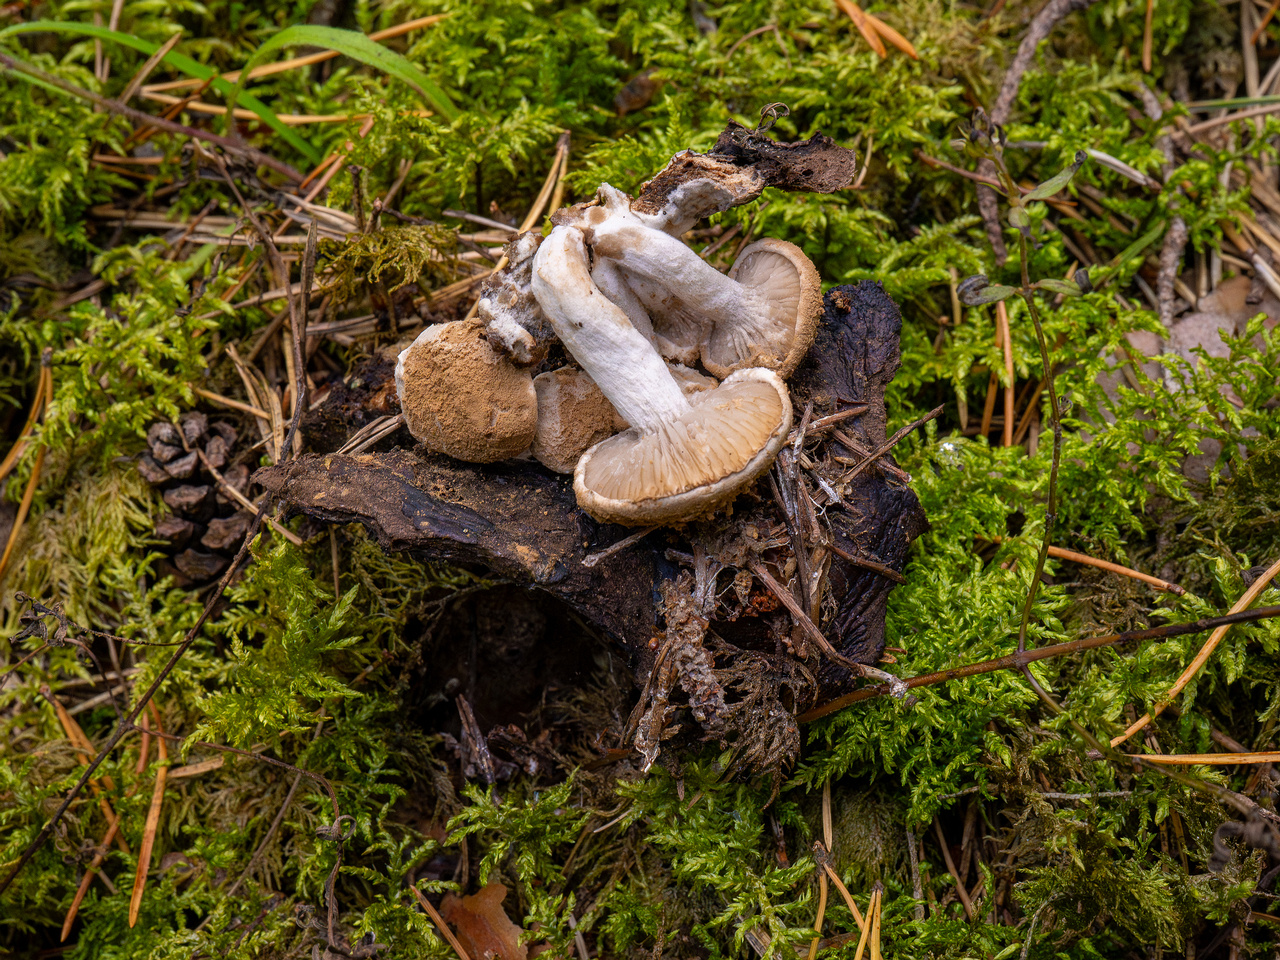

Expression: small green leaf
xmin=1033 ymin=278 xmax=1083 ymax=297
xmin=1025 ymin=149 xmax=1088 ymax=201
xmin=957 ymin=275 xmax=1017 ymax=306
xmin=1008 ymin=205 xmax=1031 ymax=228
xmin=228 ymin=25 xmax=460 ymax=129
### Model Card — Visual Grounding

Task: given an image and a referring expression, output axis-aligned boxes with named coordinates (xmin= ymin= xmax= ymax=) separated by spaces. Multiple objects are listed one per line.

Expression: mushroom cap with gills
xmin=395 ymin=319 xmax=538 ymax=463
xmin=700 ymin=238 xmax=823 ymax=378
xmin=574 ymin=368 xmax=792 ymax=525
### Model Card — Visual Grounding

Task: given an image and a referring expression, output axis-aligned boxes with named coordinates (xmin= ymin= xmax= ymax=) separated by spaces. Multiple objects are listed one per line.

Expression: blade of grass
xmin=226 ymin=24 xmax=458 ymax=129
xmin=145 ymin=13 xmax=450 ymax=92
xmin=0 ymin=22 xmax=322 ymax=162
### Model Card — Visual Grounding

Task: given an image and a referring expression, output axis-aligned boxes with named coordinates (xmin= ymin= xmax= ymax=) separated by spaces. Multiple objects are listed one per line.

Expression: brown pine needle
xmin=61 ymin=815 xmax=123 ymax=941
xmin=821 ymin=863 xmax=867 ymax=931
xmin=409 ymin=883 xmax=473 ymax=960
xmin=1110 ymin=555 xmax=1280 ymax=747
xmin=996 ymin=301 xmax=1014 ymax=448
xmin=1047 ymin=544 xmax=1184 ymax=594
xmin=869 ymin=885 xmax=883 ymax=960
xmin=1252 ymin=0 xmax=1280 ymax=46
xmin=136 ymin=92 xmax=399 ymax=125
xmin=834 ymin=0 xmax=887 ymax=57
xmin=1141 ymin=0 xmax=1154 ymax=73
xmin=191 ymin=386 xmax=270 ymax=421
xmin=807 ymin=869 xmax=828 ymax=960
xmin=1131 ymin=751 xmax=1280 ymax=765
xmin=864 ymin=12 xmax=918 ymax=59
xmin=989 ymin=538 xmax=1185 ymax=594
xmin=128 ymin=708 xmax=169 ymax=928
xmin=0 ymin=443 xmax=45 ymax=586
xmin=0 ymin=357 xmax=49 ymax=485
xmin=851 ymin=887 xmax=876 ymax=960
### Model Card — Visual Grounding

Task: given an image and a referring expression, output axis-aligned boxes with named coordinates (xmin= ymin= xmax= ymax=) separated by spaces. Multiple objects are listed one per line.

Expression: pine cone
xmin=136 ymin=411 xmax=255 ymax=584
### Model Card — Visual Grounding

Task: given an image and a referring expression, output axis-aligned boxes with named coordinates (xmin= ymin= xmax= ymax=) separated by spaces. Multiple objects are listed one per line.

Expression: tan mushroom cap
xmin=700 ymin=238 xmax=823 ymax=379
xmin=574 ymin=368 xmax=792 ymax=525
xmin=531 ymin=364 xmax=719 ymax=474
xmin=530 ymin=367 xmax=620 ymax=474
xmin=395 ymin=318 xmax=537 ymax=463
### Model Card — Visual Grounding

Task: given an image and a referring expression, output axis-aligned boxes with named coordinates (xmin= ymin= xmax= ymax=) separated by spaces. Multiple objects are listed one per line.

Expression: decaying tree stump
xmin=256 ymin=281 xmax=928 ymax=711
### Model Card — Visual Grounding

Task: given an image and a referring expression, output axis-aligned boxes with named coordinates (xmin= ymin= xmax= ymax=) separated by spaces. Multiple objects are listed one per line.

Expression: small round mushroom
xmin=588 ymin=213 xmax=822 ymax=379
xmin=530 ymin=224 xmax=792 ymax=525
xmin=530 ymin=367 xmax=620 ymax=475
xmin=530 ymin=363 xmax=718 ymax=475
xmin=395 ymin=318 xmax=538 ymax=463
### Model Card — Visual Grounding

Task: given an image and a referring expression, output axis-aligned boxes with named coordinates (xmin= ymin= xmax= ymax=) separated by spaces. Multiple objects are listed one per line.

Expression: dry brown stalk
xmin=996 ymin=301 xmax=1013 ymax=447
xmin=409 ymin=883 xmax=473 ymax=960
xmin=128 ymin=706 xmax=169 ymax=927
xmin=1110 ymin=555 xmax=1280 ymax=747
xmin=933 ymin=817 xmax=974 ymax=920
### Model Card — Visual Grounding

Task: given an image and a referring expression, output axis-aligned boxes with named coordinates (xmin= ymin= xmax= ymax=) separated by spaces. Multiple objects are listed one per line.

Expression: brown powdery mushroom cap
xmin=700 ymin=237 xmax=823 ymax=378
xmin=395 ymin=318 xmax=537 ymax=463
xmin=574 ymin=368 xmax=792 ymax=525
xmin=530 ymin=367 xmax=620 ymax=475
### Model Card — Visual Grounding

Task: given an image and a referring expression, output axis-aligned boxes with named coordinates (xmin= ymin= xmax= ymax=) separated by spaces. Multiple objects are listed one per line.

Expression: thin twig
xmin=798 ymin=605 xmax=1280 ymax=722
xmin=583 ymin=526 xmax=659 ymax=568
xmin=835 ymin=406 xmax=942 ymax=485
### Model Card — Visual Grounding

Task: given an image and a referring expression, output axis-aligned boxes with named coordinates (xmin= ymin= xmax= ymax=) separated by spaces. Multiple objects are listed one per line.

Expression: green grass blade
xmin=230 ymin=24 xmax=459 ymax=124
xmin=0 ymin=21 xmax=322 ymax=163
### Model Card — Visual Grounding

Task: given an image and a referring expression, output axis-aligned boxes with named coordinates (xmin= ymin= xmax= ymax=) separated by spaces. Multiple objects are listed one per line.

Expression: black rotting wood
xmin=255 ymin=281 xmax=928 ymax=705
xmin=791 ymin=282 xmax=930 ymax=693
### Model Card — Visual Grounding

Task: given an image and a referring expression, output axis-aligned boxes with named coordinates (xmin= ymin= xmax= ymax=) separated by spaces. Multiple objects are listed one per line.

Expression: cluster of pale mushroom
xmin=395 ymin=182 xmax=823 ymax=526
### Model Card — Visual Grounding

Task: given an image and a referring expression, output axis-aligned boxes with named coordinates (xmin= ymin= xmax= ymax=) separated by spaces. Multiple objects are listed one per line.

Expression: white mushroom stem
xmin=591 ymin=216 xmax=773 ymax=329
xmin=531 ymin=225 xmax=691 ymax=433
xmin=590 ymin=257 xmax=655 ymax=343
